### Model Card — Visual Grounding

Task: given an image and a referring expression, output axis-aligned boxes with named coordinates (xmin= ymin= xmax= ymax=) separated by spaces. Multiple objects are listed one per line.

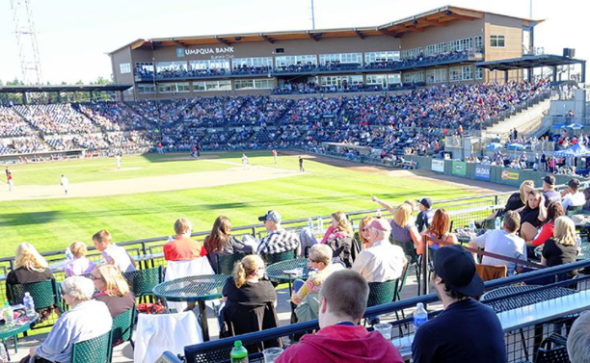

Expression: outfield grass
xmin=0 ymin=152 xmax=474 ymax=257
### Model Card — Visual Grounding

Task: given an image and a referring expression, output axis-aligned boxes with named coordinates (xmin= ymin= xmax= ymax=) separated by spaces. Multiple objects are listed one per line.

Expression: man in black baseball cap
xmin=541 ymin=175 xmax=560 ymax=206
xmin=562 ymin=178 xmax=585 ymax=211
xmin=415 ymin=197 xmax=433 ymax=233
xmin=412 ymin=245 xmax=507 ymax=363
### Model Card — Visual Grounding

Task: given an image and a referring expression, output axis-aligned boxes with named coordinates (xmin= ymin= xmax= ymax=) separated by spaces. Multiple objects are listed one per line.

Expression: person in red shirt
xmin=275 ymin=270 xmax=404 ymax=363
xmin=164 ymin=218 xmax=207 ymax=261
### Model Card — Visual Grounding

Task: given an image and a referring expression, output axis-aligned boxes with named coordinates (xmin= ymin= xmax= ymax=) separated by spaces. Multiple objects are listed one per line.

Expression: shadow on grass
xmin=140 ymin=151 xmax=274 ymax=163
xmin=0 ymin=211 xmax=60 ymax=227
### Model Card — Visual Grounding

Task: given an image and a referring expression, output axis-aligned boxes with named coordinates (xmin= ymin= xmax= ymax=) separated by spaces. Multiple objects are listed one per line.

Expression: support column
xmin=552 ymin=66 xmax=557 ymax=82
xmin=504 ymin=70 xmax=509 ymax=83
xmin=56 ymin=92 xmax=61 ymax=103
xmin=528 ymin=68 xmax=533 ymax=82
xmin=582 ymin=61 xmax=586 ymax=84
xmin=22 ymin=92 xmax=27 ymax=105
xmin=90 ymin=90 xmax=94 ymax=102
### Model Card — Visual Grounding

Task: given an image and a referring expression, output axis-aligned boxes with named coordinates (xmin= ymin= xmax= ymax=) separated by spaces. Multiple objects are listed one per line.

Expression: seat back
xmin=367 ymin=280 xmax=396 ymax=308
xmin=112 ymin=306 xmax=136 ymax=345
xmin=8 ymin=279 xmax=60 ymax=311
xmin=124 ymin=267 xmax=162 ymax=298
xmin=216 ymin=253 xmax=244 ymax=275
xmin=475 ymin=265 xmax=507 ymax=282
xmin=262 ymin=250 xmax=295 ymax=265
xmin=534 ymin=334 xmax=570 ymax=363
xmin=71 ymin=330 xmax=112 ymax=363
xmin=567 ymin=205 xmax=584 ymax=216
xmin=394 ymin=262 xmax=410 ymax=302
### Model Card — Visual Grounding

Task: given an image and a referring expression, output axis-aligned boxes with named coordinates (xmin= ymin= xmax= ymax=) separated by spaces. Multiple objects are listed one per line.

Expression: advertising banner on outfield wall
xmin=431 ymin=159 xmax=445 ymax=173
xmin=475 ymin=165 xmax=491 ymax=181
xmin=501 ymin=170 xmax=520 ymax=180
xmin=452 ymin=161 xmax=467 ymax=176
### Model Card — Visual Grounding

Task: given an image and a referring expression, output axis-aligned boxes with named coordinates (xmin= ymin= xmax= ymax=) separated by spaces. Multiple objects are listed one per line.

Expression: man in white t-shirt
xmin=60 ymin=175 xmax=69 ymax=195
xmin=242 ymin=153 xmax=248 ymax=169
xmin=469 ymin=211 xmax=527 ymax=276
xmin=562 ymin=178 xmax=585 ymax=211
xmin=92 ymin=230 xmax=136 ymax=273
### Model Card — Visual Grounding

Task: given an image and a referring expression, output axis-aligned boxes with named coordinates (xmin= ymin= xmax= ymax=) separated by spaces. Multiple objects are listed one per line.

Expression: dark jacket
xmin=205 ymin=236 xmax=250 ymax=274
xmin=326 ymin=236 xmax=360 ymax=268
xmin=220 ymin=277 xmax=282 ymax=352
xmin=6 ymin=267 xmax=54 ymax=302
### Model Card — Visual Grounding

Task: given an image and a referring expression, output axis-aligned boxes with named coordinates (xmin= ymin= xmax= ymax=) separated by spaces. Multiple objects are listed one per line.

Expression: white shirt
xmin=35 ymin=300 xmax=112 ymax=363
xmin=60 ymin=176 xmax=69 ymax=188
xmin=562 ymin=191 xmax=585 ymax=211
xmin=351 ymin=240 xmax=407 ymax=283
xmin=102 ymin=244 xmax=136 ymax=273
xmin=474 ymin=229 xmax=527 ymax=276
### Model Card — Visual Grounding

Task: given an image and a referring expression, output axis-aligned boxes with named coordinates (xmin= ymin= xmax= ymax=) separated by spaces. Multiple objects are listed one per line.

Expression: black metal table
xmin=152 ymin=274 xmax=229 ymax=341
xmin=482 ymin=285 xmax=577 ymax=361
xmin=266 ymin=259 xmax=311 ymax=294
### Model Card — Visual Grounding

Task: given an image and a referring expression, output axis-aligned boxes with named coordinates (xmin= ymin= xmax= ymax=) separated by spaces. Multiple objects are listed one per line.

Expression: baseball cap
xmin=258 ymin=210 xmax=282 ymax=223
xmin=568 ymin=179 xmax=581 ymax=189
xmin=542 ymin=175 xmax=555 ymax=186
xmin=433 ymin=245 xmax=484 ymax=297
xmin=418 ymin=197 xmax=433 ymax=209
xmin=369 ymin=219 xmax=391 ymax=232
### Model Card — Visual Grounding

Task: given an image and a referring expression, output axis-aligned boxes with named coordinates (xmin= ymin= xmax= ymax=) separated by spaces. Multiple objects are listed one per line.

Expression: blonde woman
xmin=220 ymin=255 xmax=281 ymax=352
xmin=486 ymin=180 xmax=535 ymax=221
xmin=91 ymin=265 xmax=135 ymax=318
xmin=541 ymin=217 xmax=579 ymax=273
xmin=64 ymin=242 xmax=94 ymax=277
xmin=356 ymin=216 xmax=374 ymax=250
xmin=6 ymin=243 xmax=53 ymax=301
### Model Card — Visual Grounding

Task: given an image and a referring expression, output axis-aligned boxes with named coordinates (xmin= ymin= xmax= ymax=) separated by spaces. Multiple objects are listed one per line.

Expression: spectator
xmin=6 ymin=243 xmax=54 ymax=301
xmin=64 ymin=242 xmax=94 ymax=277
xmin=203 ymin=216 xmax=249 ymax=273
xmin=392 ymin=202 xmax=422 ymax=258
xmin=567 ymin=311 xmax=590 ymax=363
xmin=164 ymin=218 xmax=207 ymax=261
xmin=519 ymin=189 xmax=547 ymax=241
xmin=541 ymin=175 xmax=561 ymax=206
xmin=220 ymin=255 xmax=281 ymax=352
xmin=351 ymin=219 xmax=407 ymax=282
xmin=415 ymin=197 xmax=434 ymax=233
xmin=292 ymin=244 xmax=344 ymax=322
xmin=23 ymin=276 xmax=112 ymax=363
xmin=91 ymin=264 xmax=135 ymax=318
xmin=355 ymin=216 xmax=374 ymax=250
xmin=276 ymin=270 xmax=404 ymax=363
xmin=92 ymin=230 xmax=136 ymax=273
xmin=527 ymin=202 xmax=565 ymax=248
xmin=584 ymin=188 xmax=590 ymax=211
xmin=469 ymin=211 xmax=527 ymax=276
xmin=256 ymin=210 xmax=300 ymax=255
xmin=424 ymin=208 xmax=458 ymax=259
xmin=485 ymin=180 xmax=534 ymax=223
xmin=541 ymin=216 xmax=579 ymax=275
xmin=322 ymin=211 xmax=358 ymax=268
xmin=562 ymin=178 xmax=585 ymax=211
xmin=412 ymin=245 xmax=506 ymax=362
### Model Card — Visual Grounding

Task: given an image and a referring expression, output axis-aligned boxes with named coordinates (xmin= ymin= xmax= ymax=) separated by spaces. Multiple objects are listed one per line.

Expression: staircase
xmin=486 ymin=98 xmax=552 ymax=138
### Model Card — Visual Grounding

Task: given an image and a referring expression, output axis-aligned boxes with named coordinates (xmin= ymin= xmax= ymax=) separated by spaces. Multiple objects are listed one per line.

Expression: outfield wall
xmin=406 ymin=155 xmax=584 ymax=188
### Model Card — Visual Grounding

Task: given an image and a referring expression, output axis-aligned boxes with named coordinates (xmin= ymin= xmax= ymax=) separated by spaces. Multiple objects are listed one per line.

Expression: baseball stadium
xmin=1 ymin=2 xmax=590 ymax=363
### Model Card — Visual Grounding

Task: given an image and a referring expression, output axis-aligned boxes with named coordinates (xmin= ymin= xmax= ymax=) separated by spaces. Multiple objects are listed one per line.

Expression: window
xmin=234 ymin=78 xmax=275 ymax=90
xmin=401 ymin=47 xmax=424 ymax=60
xmin=275 ymin=55 xmax=317 ymax=67
xmin=490 ymin=35 xmax=505 ymax=48
xmin=232 ymin=57 xmax=273 ymax=68
xmin=426 ymin=69 xmax=447 ymax=83
xmin=176 ymin=82 xmax=190 ymax=92
xmin=320 ymin=75 xmax=363 ymax=87
xmin=366 ymin=73 xmax=401 ymax=86
xmin=364 ymin=51 xmax=400 ymax=64
xmin=476 ymin=67 xmax=483 ymax=80
xmin=474 ymin=36 xmax=483 ymax=51
xmin=119 ymin=63 xmax=131 ymax=74
xmin=156 ymin=82 xmax=190 ymax=93
xmin=155 ymin=61 xmax=188 ymax=76
xmin=462 ymin=66 xmax=473 ymax=81
xmin=193 ymin=80 xmax=232 ymax=92
xmin=138 ymin=84 xmax=155 ymax=94
xmin=189 ymin=59 xmax=230 ymax=71
xmin=319 ymin=53 xmax=362 ymax=65
xmin=402 ymin=71 xmax=425 ymax=83
xmin=449 ymin=67 xmax=462 ymax=82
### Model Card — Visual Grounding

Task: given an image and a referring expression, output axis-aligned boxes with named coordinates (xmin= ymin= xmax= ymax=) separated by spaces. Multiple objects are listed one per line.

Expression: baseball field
xmin=0 ymin=151 xmax=502 ymax=258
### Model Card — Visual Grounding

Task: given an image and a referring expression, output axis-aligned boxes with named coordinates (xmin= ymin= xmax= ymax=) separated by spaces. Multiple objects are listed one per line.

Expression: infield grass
xmin=0 ymin=152 xmax=473 ymax=257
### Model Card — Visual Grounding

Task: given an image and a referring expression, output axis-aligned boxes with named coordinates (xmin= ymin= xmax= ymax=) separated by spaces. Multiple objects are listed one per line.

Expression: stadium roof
xmin=109 ymin=5 xmax=542 ymax=54
xmin=476 ymin=54 xmax=586 ymax=71
xmin=0 ymin=84 xmax=133 ymax=93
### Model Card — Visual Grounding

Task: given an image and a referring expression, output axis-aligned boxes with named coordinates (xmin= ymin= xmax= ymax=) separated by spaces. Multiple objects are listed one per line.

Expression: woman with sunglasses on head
xmin=291 ymin=244 xmax=344 ymax=322
xmin=91 ymin=264 xmax=135 ymax=318
xmin=220 ymin=255 xmax=281 ymax=352
xmin=356 ymin=216 xmax=374 ymax=250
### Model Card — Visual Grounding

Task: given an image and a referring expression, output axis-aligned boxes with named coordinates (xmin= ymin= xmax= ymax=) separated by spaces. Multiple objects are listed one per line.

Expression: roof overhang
xmin=476 ymin=54 xmax=586 ymax=71
xmin=0 ymin=84 xmax=133 ymax=93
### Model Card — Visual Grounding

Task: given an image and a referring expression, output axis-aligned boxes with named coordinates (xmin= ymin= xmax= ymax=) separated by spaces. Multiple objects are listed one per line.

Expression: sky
xmin=0 ymin=0 xmax=587 ymax=84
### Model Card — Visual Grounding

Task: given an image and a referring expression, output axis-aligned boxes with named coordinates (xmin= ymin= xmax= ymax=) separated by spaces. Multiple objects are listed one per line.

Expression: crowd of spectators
xmin=0 ymin=107 xmax=35 ymax=137
xmin=15 ymin=104 xmax=101 ymax=135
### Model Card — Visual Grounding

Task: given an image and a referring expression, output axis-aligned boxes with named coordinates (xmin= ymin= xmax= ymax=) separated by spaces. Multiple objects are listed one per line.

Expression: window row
xmin=401 ymin=35 xmax=484 ymax=59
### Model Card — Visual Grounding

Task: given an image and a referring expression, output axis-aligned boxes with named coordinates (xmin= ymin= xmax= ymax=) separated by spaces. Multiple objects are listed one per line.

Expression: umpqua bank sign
xmin=176 ymin=47 xmax=234 ymax=57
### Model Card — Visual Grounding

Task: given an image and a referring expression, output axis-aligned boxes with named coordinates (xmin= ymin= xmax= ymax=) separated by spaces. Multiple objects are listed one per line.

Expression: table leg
xmin=199 ymin=301 xmax=210 ymax=342
xmin=533 ymin=324 xmax=543 ymax=362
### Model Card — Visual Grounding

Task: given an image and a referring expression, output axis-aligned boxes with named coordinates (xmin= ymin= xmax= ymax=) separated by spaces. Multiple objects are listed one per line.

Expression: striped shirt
xmin=257 ymin=229 xmax=300 ymax=255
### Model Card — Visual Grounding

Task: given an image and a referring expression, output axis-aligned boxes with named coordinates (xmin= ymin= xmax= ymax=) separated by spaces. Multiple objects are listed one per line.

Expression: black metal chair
xmin=216 ymin=253 xmax=245 ymax=275
xmin=123 ymin=267 xmax=163 ymax=301
xmin=262 ymin=249 xmax=296 ymax=265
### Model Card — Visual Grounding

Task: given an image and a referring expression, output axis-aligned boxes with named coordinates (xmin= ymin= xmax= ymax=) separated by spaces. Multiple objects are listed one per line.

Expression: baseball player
xmin=7 ymin=173 xmax=14 ymax=192
xmin=272 ymin=149 xmax=278 ymax=164
xmin=60 ymin=175 xmax=69 ymax=195
xmin=116 ymin=155 xmax=121 ymax=169
xmin=242 ymin=153 xmax=249 ymax=169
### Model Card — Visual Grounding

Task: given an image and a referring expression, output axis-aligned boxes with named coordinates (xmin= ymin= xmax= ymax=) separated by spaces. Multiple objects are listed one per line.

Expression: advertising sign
xmin=431 ymin=159 xmax=445 ymax=173
xmin=474 ymin=165 xmax=491 ymax=181
xmin=501 ymin=171 xmax=519 ymax=181
xmin=452 ymin=161 xmax=467 ymax=176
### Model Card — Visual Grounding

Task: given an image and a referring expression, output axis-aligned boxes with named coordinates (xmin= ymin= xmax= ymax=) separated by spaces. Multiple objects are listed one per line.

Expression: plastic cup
xmin=374 ymin=323 xmax=392 ymax=340
xmin=263 ymin=347 xmax=284 ymax=363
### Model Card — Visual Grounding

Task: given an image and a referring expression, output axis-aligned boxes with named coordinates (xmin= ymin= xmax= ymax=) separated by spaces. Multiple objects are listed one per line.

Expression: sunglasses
xmin=362 ymin=228 xmax=370 ymax=232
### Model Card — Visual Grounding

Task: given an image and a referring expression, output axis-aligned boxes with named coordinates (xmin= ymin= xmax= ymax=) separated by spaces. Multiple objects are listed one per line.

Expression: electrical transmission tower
xmin=10 ymin=0 xmax=43 ymax=85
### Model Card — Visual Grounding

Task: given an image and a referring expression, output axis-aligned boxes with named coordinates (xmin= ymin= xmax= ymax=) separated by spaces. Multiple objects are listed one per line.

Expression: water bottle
xmin=23 ymin=292 xmax=35 ymax=317
xmin=495 ymin=217 xmax=501 ymax=230
xmin=65 ymin=247 xmax=73 ymax=260
xmin=413 ymin=302 xmax=428 ymax=330
xmin=230 ymin=340 xmax=248 ymax=363
xmin=3 ymin=302 xmax=13 ymax=326
xmin=307 ymin=218 xmax=314 ymax=231
xmin=167 ymin=236 xmax=174 ymax=243
xmin=317 ymin=217 xmax=324 ymax=233
xmin=469 ymin=219 xmax=476 ymax=234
